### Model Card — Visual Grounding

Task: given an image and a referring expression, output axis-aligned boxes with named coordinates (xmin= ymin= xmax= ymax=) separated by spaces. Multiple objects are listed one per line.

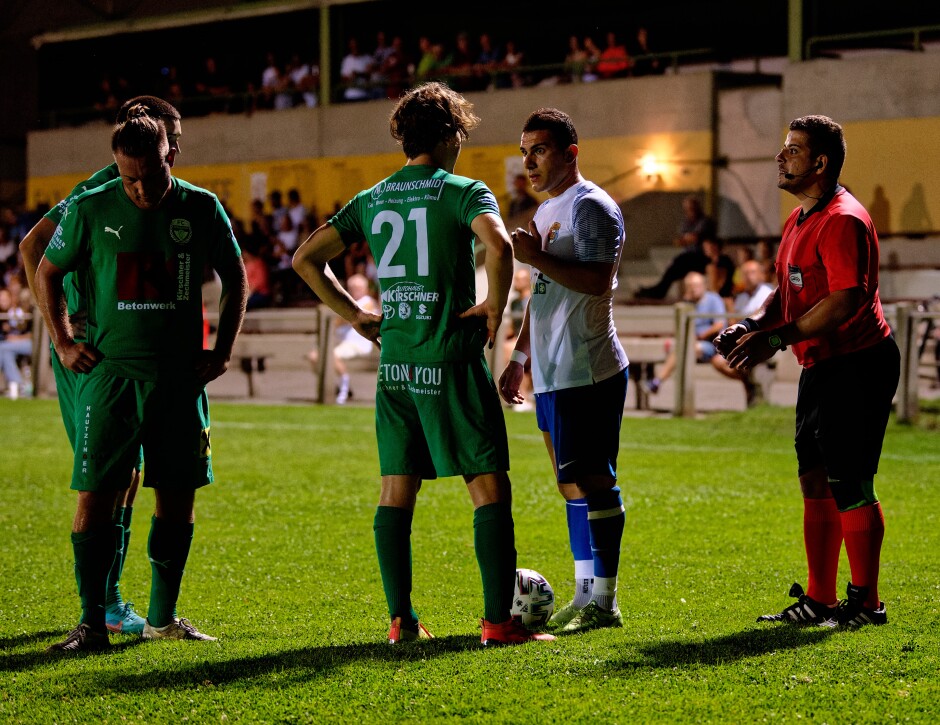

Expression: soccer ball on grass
xmin=510 ymin=568 xmax=555 ymax=628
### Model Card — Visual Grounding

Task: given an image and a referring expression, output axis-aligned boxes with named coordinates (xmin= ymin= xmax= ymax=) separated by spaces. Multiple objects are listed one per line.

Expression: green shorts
xmin=53 ymin=349 xmax=144 ymax=472
xmin=375 ymin=356 xmax=509 ymax=479
xmin=71 ymin=372 xmax=212 ymax=492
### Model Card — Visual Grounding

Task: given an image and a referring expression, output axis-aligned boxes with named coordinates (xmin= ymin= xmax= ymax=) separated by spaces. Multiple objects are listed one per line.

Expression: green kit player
xmin=293 ymin=81 xmax=554 ymax=646
xmin=20 ymin=96 xmax=183 ymax=636
xmin=35 ymin=107 xmax=247 ymax=653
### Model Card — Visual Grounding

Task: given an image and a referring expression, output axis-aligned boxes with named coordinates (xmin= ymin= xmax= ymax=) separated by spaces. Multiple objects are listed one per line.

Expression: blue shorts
xmin=535 ymin=368 xmax=628 ymax=484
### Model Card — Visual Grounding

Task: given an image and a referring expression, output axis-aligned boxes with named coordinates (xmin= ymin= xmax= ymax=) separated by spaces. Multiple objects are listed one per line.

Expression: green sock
xmin=106 ymin=506 xmax=134 ymax=609
xmin=373 ymin=506 xmax=418 ymax=628
xmin=147 ymin=516 xmax=194 ymax=628
xmin=473 ymin=502 xmax=516 ymax=624
xmin=72 ymin=525 xmax=116 ymax=632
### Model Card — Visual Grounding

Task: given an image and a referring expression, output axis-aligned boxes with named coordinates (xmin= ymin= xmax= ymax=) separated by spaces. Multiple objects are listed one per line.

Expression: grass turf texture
xmin=1 ymin=399 xmax=937 ymax=723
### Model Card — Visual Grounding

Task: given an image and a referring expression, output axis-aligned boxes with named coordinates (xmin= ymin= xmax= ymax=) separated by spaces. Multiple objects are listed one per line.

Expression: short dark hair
xmin=115 ymin=95 xmax=181 ymax=125
xmin=521 ymin=108 xmax=578 ymax=149
xmin=111 ymin=106 xmax=167 ymax=157
xmin=390 ymin=81 xmax=480 ymax=159
xmin=789 ymin=115 xmax=846 ymax=180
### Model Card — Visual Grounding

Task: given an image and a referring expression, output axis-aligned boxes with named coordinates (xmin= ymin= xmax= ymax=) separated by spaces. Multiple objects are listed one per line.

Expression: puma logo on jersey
xmin=105 ymin=225 xmax=123 ymax=239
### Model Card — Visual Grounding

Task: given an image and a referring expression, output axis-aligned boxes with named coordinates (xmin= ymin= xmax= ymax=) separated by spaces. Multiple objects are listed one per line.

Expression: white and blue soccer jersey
xmin=528 ymin=180 xmax=628 ymax=393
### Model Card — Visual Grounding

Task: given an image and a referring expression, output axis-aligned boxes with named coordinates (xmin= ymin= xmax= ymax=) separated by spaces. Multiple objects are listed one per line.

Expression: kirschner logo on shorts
xmin=382 ymin=282 xmax=439 ymax=321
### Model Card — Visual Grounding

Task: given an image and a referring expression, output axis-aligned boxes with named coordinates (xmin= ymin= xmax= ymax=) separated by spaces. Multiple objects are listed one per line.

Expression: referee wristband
xmin=509 ymin=349 xmax=529 ymax=366
xmin=741 ymin=317 xmax=760 ymax=333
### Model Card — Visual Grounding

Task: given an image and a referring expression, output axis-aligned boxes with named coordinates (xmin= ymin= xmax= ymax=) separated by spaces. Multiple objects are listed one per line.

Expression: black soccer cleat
xmin=837 ymin=582 xmax=887 ymax=628
xmin=46 ymin=623 xmax=111 ymax=654
xmin=757 ymin=582 xmax=838 ymax=627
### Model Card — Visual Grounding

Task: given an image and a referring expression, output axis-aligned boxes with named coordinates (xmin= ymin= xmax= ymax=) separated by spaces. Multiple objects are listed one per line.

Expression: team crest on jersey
xmin=399 ymin=302 xmax=412 ymax=319
xmin=170 ymin=218 xmax=192 ymax=244
xmin=787 ymin=264 xmax=804 ymax=291
xmin=546 ymin=222 xmax=562 ymax=245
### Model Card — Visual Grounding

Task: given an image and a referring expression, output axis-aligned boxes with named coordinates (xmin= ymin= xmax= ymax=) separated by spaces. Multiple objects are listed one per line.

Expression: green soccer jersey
xmin=44 ymin=164 xmax=120 ymax=332
xmin=45 ymin=176 xmax=241 ymax=381
xmin=330 ymin=164 xmax=499 ymax=362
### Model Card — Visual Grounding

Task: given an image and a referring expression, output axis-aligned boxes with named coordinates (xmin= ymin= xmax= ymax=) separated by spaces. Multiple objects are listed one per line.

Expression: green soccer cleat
xmin=46 ymin=623 xmax=111 ymax=654
xmin=547 ymin=599 xmax=583 ymax=629
xmin=561 ymin=601 xmax=624 ymax=633
xmin=142 ymin=617 xmax=217 ymax=641
xmin=105 ymin=602 xmax=146 ymax=635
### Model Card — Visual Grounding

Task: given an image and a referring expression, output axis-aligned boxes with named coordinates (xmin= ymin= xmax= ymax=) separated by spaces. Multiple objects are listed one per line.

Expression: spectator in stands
xmin=635 ymin=194 xmax=717 ymax=300
xmin=288 ymin=52 xmax=319 ymax=108
xmin=0 ymin=224 xmax=16 ymax=269
xmin=563 ymin=35 xmax=590 ymax=83
xmin=381 ymin=35 xmax=413 ymax=100
xmin=343 ymin=239 xmax=378 ymax=287
xmin=308 ymin=273 xmax=380 ymax=405
xmin=93 ymin=75 xmax=121 ymax=122
xmin=246 ymin=198 xmax=275 ymax=262
xmin=370 ymin=31 xmax=395 ymax=98
xmin=192 ymin=56 xmax=231 ymax=114
xmin=644 ymin=271 xmax=727 ymax=395
xmin=506 ymin=172 xmax=539 ymax=227
xmin=415 ymin=36 xmax=439 ymax=83
xmin=340 ymin=37 xmax=375 ymax=101
xmin=501 ymin=39 xmax=526 ymax=88
xmin=629 ymin=26 xmax=665 ymax=76
xmin=447 ymin=31 xmax=476 ymax=91
xmin=474 ymin=32 xmax=502 ymax=90
xmin=269 ymin=189 xmax=288 ymax=233
xmin=286 ymin=188 xmax=308 ymax=239
xmin=582 ymin=37 xmax=602 ymax=82
xmin=755 ymin=238 xmax=777 ymax=283
xmin=261 ymin=51 xmax=293 ymax=110
xmin=702 ymin=236 xmax=737 ymax=301
xmin=710 ymin=259 xmax=774 ymax=405
xmin=0 ymin=284 xmax=32 ymax=399
xmin=243 ymin=245 xmax=272 ymax=311
xmin=596 ymin=31 xmax=631 ymax=79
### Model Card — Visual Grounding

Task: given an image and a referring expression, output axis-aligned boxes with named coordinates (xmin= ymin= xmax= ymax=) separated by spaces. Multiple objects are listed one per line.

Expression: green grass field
xmin=1 ymin=399 xmax=937 ymax=723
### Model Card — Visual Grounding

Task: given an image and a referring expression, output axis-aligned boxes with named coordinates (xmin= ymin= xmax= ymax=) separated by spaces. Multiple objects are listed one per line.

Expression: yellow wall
xmin=778 ymin=117 xmax=940 ymax=235
xmin=27 ymin=131 xmax=714 ymax=226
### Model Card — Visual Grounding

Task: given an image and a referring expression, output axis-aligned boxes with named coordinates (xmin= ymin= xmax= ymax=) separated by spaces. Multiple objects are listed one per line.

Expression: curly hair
xmin=389 ymin=82 xmax=480 ymax=159
xmin=789 ymin=115 xmax=846 ymax=180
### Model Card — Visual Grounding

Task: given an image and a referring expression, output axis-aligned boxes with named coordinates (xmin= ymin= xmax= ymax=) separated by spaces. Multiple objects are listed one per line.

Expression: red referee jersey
xmin=776 ymin=187 xmax=890 ymax=367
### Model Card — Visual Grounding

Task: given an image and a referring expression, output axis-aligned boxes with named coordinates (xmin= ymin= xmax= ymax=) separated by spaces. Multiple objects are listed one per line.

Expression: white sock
xmin=592 ymin=575 xmax=617 ymax=612
xmin=8 ymin=382 xmax=18 ymax=400
xmin=573 ymin=559 xmax=593 ymax=607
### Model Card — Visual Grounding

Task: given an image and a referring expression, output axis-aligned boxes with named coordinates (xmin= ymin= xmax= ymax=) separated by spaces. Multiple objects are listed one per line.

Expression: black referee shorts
xmin=794 ymin=336 xmax=900 ymax=480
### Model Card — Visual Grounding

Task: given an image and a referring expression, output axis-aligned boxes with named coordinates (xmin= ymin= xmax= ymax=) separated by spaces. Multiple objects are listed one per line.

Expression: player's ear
xmin=166 ymin=148 xmax=178 ymax=168
xmin=564 ymin=144 xmax=578 ymax=164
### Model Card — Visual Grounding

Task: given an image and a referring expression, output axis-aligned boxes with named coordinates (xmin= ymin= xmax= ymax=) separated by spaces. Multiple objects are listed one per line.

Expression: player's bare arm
xmin=293 ymin=224 xmax=383 ymax=344
xmin=511 ymin=219 xmax=614 ymax=296
xmin=19 ymin=216 xmax=57 ymax=300
xmin=458 ymin=212 xmax=513 ymax=347
xmin=498 ymin=303 xmax=531 ymax=405
xmin=196 ymin=256 xmax=248 ymax=384
xmin=34 ymin=256 xmax=101 ymax=373
xmin=726 ymin=287 xmax=864 ymax=370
